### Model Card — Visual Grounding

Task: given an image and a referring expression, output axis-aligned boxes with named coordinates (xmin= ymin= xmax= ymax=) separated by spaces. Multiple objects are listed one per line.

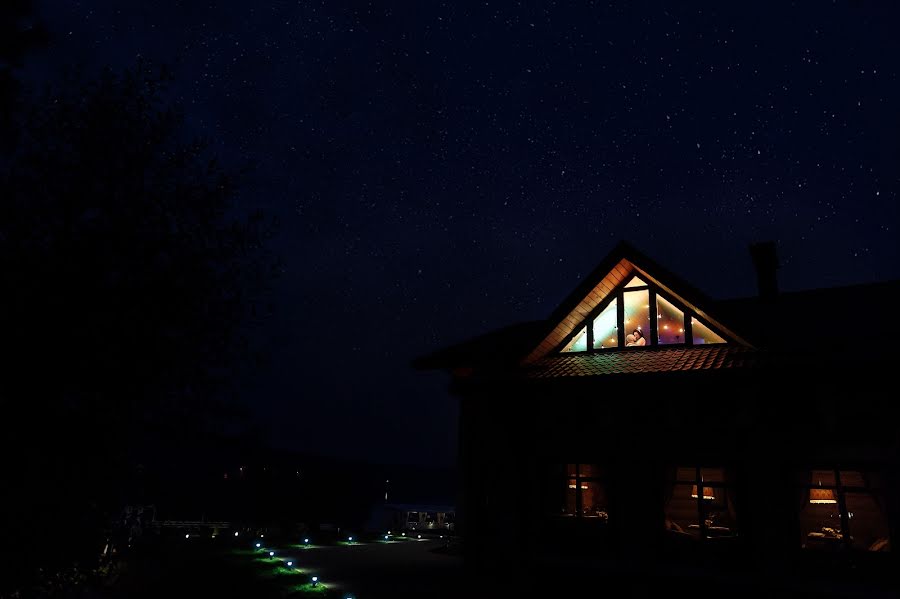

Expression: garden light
xmin=255 ymin=543 xmax=261 ymax=548
xmin=234 ymin=532 xmax=239 ymax=537
xmin=269 ymin=551 xmax=275 ymax=557
xmin=304 ymin=538 xmax=309 ymax=544
xmin=417 ymin=534 xmax=421 ymax=539
xmin=348 ymin=536 xmax=353 ymax=542
xmin=311 ymin=576 xmax=319 ymax=587
xmin=286 ymin=561 xmax=293 ymax=567
xmin=384 ymin=535 xmax=389 ymax=540
xmin=185 ymin=534 xmax=190 ymax=539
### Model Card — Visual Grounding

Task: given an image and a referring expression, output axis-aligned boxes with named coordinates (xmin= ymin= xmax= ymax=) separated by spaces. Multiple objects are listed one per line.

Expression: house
xmin=414 ymin=241 xmax=899 ymax=596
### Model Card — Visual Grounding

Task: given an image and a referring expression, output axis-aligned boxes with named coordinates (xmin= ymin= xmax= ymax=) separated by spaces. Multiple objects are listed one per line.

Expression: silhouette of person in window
xmin=625 ymin=329 xmax=646 ymax=347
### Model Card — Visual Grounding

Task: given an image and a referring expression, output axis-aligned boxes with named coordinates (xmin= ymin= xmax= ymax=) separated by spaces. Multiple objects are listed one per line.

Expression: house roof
xmin=525 ymin=345 xmax=757 ymax=378
xmin=521 ymin=240 xmax=751 ymax=363
xmin=413 ymin=241 xmax=900 ymax=381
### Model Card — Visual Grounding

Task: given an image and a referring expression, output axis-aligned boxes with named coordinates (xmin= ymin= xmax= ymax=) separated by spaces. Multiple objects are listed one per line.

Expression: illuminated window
xmin=622 ymin=288 xmax=650 ymax=346
xmin=656 ymin=295 xmax=685 ymax=345
xmin=691 ymin=317 xmax=726 ymax=345
xmin=624 ymin=275 xmax=648 ymax=288
xmin=561 ymin=327 xmax=588 ymax=353
xmin=559 ymin=273 xmax=729 ymax=353
xmin=560 ymin=464 xmax=609 ymax=521
xmin=799 ymin=469 xmax=891 ymax=552
xmin=664 ymin=467 xmax=737 ymax=541
xmin=592 ymin=302 xmax=618 ymax=349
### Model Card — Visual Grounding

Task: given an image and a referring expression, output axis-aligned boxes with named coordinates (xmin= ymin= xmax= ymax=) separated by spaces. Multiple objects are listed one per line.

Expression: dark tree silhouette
xmin=0 ymin=0 xmax=47 ymax=147
xmin=0 ymin=65 xmax=275 ymax=595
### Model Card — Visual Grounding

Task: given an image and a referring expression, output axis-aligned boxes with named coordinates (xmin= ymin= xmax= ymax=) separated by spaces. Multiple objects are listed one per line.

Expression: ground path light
xmin=286 ymin=561 xmax=293 ymax=567
xmin=234 ymin=532 xmax=239 ymax=537
xmin=185 ymin=534 xmax=190 ymax=539
xmin=255 ymin=542 xmax=261 ymax=548
xmin=311 ymin=576 xmax=319 ymax=587
xmin=304 ymin=538 xmax=310 ymax=544
xmin=269 ymin=551 xmax=275 ymax=557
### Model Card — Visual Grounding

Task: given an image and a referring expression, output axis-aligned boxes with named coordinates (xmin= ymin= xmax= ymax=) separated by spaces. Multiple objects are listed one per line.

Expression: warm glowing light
xmin=663 ymin=325 xmax=668 ymax=329
xmin=809 ymin=488 xmax=838 ymax=504
xmin=691 ymin=485 xmax=715 ymax=500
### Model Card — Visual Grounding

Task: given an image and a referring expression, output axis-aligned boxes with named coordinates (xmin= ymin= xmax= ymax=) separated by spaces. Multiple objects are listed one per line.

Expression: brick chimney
xmin=749 ymin=241 xmax=779 ymax=299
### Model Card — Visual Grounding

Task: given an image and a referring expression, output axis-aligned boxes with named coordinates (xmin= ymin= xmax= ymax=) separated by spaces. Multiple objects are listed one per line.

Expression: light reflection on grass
xmin=288 ymin=582 xmax=328 ymax=594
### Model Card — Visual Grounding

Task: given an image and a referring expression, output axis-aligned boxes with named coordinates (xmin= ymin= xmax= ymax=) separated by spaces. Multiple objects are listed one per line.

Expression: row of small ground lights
xmin=230 ymin=531 xmax=441 ymax=598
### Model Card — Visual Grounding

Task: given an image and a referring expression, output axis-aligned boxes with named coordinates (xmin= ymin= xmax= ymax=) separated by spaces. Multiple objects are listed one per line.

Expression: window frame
xmin=559 ymin=463 xmax=609 ymax=521
xmin=666 ymin=466 xmax=736 ymax=542
xmin=799 ymin=468 xmax=890 ymax=552
xmin=557 ymin=274 xmax=728 ymax=354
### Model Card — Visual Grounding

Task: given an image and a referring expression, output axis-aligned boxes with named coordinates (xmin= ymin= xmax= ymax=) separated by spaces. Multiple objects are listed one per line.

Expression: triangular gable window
xmin=561 ymin=274 xmax=728 ymax=353
xmin=691 ymin=317 xmax=726 ymax=345
xmin=624 ymin=275 xmax=648 ymax=288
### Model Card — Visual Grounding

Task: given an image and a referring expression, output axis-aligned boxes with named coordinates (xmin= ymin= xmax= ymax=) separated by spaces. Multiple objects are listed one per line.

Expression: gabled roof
xmin=522 ymin=241 xmax=751 ymax=363
xmin=413 ymin=241 xmax=900 ymax=381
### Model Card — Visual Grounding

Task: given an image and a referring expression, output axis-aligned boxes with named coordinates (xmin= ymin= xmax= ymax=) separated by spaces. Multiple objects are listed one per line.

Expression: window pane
xmin=623 ymin=290 xmax=650 ymax=346
xmin=656 ymin=295 xmax=685 ymax=345
xmin=565 ymin=464 xmax=578 ymax=477
xmin=562 ymin=327 xmax=587 ymax=352
xmin=799 ymin=491 xmax=844 ymax=550
xmin=700 ymin=467 xmax=725 ymax=483
xmin=581 ymin=481 xmax=609 ymax=520
xmin=703 ymin=489 xmax=738 ymax=538
xmin=624 ymin=275 xmax=648 ymax=288
xmin=691 ymin=485 xmax=716 ymax=500
xmin=665 ymin=483 xmax=701 ymax=539
xmin=674 ymin=467 xmax=697 ymax=482
xmin=563 ymin=479 xmax=578 ymax=516
xmin=810 ymin=469 xmax=837 ymax=487
xmin=691 ymin=317 xmax=726 ymax=345
xmin=592 ymin=302 xmax=619 ymax=349
xmin=846 ymin=492 xmax=891 ymax=551
xmin=839 ymin=470 xmax=865 ymax=488
xmin=578 ymin=463 xmax=601 ymax=478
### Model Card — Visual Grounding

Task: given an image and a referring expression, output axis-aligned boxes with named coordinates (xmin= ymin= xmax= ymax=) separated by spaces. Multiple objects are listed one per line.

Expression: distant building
xmin=416 ymin=241 xmax=898 ymax=595
xmin=366 ymin=503 xmax=455 ymax=534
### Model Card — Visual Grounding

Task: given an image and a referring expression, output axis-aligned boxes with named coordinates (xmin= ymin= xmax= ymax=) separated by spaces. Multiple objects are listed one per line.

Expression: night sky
xmin=28 ymin=1 xmax=900 ymax=466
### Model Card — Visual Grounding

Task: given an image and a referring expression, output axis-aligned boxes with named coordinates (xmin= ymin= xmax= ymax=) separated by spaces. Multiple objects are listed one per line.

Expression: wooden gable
xmin=522 ymin=244 xmax=751 ymax=364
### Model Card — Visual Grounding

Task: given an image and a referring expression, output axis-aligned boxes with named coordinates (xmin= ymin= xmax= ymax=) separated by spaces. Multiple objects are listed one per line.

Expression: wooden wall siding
xmin=522 ymin=259 xmax=634 ymax=364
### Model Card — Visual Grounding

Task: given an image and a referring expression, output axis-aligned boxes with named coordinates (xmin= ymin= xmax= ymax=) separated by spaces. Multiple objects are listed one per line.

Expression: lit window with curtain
xmin=664 ymin=466 xmax=737 ymax=541
xmin=798 ymin=469 xmax=891 ymax=552
xmin=559 ymin=463 xmax=609 ymax=522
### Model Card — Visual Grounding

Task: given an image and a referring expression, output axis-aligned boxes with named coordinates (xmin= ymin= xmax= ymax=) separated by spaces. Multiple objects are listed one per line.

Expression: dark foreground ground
xmin=100 ymin=535 xmax=498 ymax=599
xmin=92 ymin=534 xmax=896 ymax=599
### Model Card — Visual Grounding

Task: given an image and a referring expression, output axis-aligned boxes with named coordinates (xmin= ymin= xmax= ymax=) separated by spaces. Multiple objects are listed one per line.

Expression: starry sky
xmin=28 ymin=1 xmax=900 ymax=466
